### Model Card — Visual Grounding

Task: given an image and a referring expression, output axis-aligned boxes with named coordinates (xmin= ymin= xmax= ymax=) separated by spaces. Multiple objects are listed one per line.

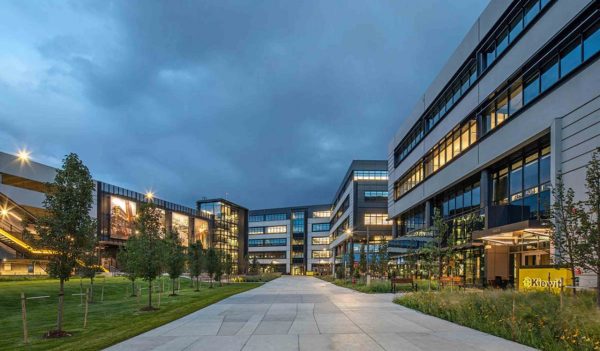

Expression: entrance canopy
xmin=473 ymin=219 xmax=550 ymax=246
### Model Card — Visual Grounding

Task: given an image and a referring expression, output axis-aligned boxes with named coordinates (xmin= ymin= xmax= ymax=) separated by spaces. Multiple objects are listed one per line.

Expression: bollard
xmin=21 ymin=292 xmax=28 ymax=344
xmin=84 ymin=288 xmax=89 ymax=328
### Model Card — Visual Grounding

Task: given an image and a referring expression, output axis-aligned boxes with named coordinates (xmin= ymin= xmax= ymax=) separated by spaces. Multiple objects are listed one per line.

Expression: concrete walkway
xmin=105 ymin=276 xmax=535 ymax=351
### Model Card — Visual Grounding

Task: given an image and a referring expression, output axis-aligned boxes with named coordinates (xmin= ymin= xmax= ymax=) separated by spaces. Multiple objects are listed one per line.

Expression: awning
xmin=473 ymin=219 xmax=550 ymax=246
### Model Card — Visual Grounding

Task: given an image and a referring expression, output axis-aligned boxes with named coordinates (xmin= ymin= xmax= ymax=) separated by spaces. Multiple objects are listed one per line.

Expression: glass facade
xmin=353 ymin=170 xmax=388 ymax=181
xmin=248 ymin=238 xmax=287 ymax=247
xmin=311 ymin=236 xmax=330 ymax=245
xmin=364 ymin=213 xmax=392 ymax=226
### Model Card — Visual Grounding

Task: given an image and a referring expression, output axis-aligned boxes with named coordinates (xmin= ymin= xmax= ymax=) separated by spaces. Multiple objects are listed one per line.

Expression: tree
xmin=131 ymin=203 xmax=166 ymax=310
xmin=224 ymin=253 xmax=234 ymax=282
xmin=117 ymin=245 xmax=138 ymax=296
xmin=206 ymin=248 xmax=219 ymax=288
xmin=550 ymin=174 xmax=582 ymax=294
xmin=431 ymin=208 xmax=449 ymax=283
xmin=165 ymin=229 xmax=186 ymax=296
xmin=26 ymin=153 xmax=96 ymax=336
xmin=214 ymin=252 xmax=224 ymax=286
xmin=249 ymin=255 xmax=260 ymax=275
xmin=188 ymin=240 xmax=204 ymax=291
xmin=378 ymin=243 xmax=389 ymax=278
xmin=575 ymin=150 xmax=600 ymax=308
xmin=79 ymin=243 xmax=99 ymax=303
xmin=348 ymin=241 xmax=355 ymax=279
xmin=358 ymin=244 xmax=367 ymax=275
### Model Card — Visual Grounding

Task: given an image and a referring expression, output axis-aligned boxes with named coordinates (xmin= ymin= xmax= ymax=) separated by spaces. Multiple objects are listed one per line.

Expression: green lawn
xmin=0 ymin=276 xmax=260 ymax=351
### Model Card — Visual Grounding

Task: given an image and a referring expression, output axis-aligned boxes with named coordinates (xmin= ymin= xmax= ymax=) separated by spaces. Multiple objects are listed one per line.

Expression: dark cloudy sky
xmin=0 ymin=0 xmax=488 ymax=209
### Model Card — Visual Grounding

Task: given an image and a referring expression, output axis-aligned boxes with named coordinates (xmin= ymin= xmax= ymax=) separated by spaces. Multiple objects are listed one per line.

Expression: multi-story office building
xmin=328 ymin=160 xmax=393 ymax=276
xmin=388 ymin=0 xmax=600 ymax=288
xmin=248 ymin=205 xmax=330 ymax=275
xmin=198 ymin=199 xmax=248 ymax=273
xmin=0 ymin=151 xmax=248 ymax=274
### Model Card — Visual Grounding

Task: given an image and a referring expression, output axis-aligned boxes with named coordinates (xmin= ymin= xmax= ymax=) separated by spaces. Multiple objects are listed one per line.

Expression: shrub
xmin=238 ymin=273 xmax=282 ymax=283
xmin=395 ymin=290 xmax=600 ymax=351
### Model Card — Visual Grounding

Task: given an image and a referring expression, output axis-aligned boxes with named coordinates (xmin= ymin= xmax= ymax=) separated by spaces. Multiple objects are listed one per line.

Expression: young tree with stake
xmin=131 ymin=203 xmax=166 ymax=310
xmin=25 ymin=153 xmax=97 ymax=337
xmin=165 ymin=229 xmax=186 ymax=296
xmin=188 ymin=240 xmax=204 ymax=291
xmin=117 ymin=245 xmax=138 ymax=296
xmin=206 ymin=247 xmax=219 ymax=288
xmin=550 ymin=174 xmax=582 ymax=294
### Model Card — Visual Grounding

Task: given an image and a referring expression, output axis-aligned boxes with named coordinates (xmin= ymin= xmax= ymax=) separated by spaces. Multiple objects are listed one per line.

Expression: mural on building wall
xmin=110 ymin=196 xmax=136 ymax=240
xmin=172 ymin=212 xmax=190 ymax=247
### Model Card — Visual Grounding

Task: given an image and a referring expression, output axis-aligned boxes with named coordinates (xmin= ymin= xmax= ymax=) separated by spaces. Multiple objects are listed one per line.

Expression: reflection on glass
xmin=540 ymin=59 xmax=558 ymax=92
xmin=172 ymin=212 xmax=190 ymax=247
xmin=110 ymin=196 xmax=137 ymax=240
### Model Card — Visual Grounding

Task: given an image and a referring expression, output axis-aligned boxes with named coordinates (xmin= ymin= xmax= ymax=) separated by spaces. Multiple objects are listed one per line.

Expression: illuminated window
xmin=354 ymin=170 xmax=388 ymax=181
xmin=265 ymin=213 xmax=287 ymax=221
xmin=364 ymin=213 xmax=392 ymax=226
xmin=249 ymin=227 xmax=264 ymax=235
xmin=312 ymin=250 xmax=331 ymax=259
xmin=265 ymin=226 xmax=287 ymax=234
xmin=312 ymin=210 xmax=331 ymax=218
xmin=312 ymin=236 xmax=330 ymax=245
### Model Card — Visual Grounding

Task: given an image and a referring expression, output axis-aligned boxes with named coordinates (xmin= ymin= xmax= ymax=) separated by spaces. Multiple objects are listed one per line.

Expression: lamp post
xmin=345 ymin=226 xmax=372 ymax=285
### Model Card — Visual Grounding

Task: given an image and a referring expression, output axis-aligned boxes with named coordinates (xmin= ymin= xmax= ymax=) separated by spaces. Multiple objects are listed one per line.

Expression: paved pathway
xmin=106 ymin=276 xmax=535 ymax=351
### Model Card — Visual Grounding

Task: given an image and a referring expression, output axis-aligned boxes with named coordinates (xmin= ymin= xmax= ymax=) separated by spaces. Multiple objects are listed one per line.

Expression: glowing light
xmin=16 ymin=149 xmax=31 ymax=164
xmin=0 ymin=208 xmax=8 ymax=216
xmin=145 ymin=191 xmax=155 ymax=201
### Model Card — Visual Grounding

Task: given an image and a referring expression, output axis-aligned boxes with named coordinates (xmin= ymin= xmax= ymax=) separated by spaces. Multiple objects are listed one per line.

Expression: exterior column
xmin=424 ymin=200 xmax=432 ymax=228
xmin=480 ymin=169 xmax=490 ymax=229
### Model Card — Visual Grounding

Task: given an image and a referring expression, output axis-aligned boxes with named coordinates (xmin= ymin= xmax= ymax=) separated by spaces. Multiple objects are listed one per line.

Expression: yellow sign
xmin=306 ymin=271 xmax=314 ymax=276
xmin=518 ymin=267 xmax=573 ymax=293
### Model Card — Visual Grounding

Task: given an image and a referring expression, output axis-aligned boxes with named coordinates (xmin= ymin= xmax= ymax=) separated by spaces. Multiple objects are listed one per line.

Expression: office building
xmin=0 ymin=151 xmax=248 ymax=274
xmin=248 ymin=205 xmax=330 ymax=275
xmin=387 ymin=0 xmax=600 ymax=288
xmin=329 ymin=160 xmax=392 ymax=276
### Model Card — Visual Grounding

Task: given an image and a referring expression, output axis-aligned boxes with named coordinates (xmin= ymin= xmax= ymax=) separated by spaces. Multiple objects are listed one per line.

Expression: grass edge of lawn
xmin=41 ymin=282 xmax=261 ymax=351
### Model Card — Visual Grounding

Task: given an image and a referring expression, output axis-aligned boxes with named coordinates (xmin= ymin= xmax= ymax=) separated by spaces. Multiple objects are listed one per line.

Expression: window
xmin=584 ymin=23 xmax=600 ymax=60
xmin=364 ymin=213 xmax=392 ymax=226
xmin=495 ymin=92 xmax=509 ymax=126
xmin=312 ymin=250 xmax=331 ymax=259
xmin=312 ymin=210 xmax=331 ymax=218
xmin=497 ymin=30 xmax=509 ymax=56
xmin=524 ymin=74 xmax=540 ymax=104
xmin=249 ymin=227 xmax=264 ymax=235
xmin=493 ymin=168 xmax=509 ymax=205
xmin=292 ymin=211 xmax=305 ymax=233
xmin=524 ymin=153 xmax=539 ymax=191
xmin=364 ymin=191 xmax=388 ymax=199
xmin=312 ymin=236 xmax=330 ymax=245
xmin=265 ymin=225 xmax=287 ymax=234
xmin=509 ymin=12 xmax=524 ymax=42
xmin=248 ymin=238 xmax=287 ymax=247
xmin=249 ymin=251 xmax=286 ymax=259
xmin=312 ymin=223 xmax=330 ymax=232
xmin=510 ymin=160 xmax=523 ymax=197
xmin=354 ymin=170 xmax=388 ymax=181
xmin=524 ymin=0 xmax=540 ymax=27
xmin=249 ymin=215 xmax=264 ymax=222
xmin=560 ymin=39 xmax=582 ymax=77
xmin=540 ymin=58 xmax=559 ymax=92
xmin=265 ymin=213 xmax=287 ymax=221
xmin=509 ymin=83 xmax=523 ymax=115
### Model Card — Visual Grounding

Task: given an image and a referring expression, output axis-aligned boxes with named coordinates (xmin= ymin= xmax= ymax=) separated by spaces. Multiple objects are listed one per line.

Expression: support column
xmin=424 ymin=200 xmax=432 ymax=228
xmin=480 ymin=169 xmax=490 ymax=229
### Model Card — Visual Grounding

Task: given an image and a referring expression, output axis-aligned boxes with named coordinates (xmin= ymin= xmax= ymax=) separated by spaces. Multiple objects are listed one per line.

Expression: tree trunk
xmin=597 ymin=271 xmax=600 ymax=309
xmin=148 ymin=280 xmax=153 ymax=309
xmin=57 ymin=278 xmax=65 ymax=332
xmin=172 ymin=278 xmax=176 ymax=296
xmin=570 ymin=266 xmax=577 ymax=296
xmin=90 ymin=277 xmax=94 ymax=302
xmin=195 ymin=276 xmax=200 ymax=291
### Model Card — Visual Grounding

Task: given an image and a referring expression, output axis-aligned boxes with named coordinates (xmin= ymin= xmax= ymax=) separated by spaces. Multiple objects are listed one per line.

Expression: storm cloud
xmin=0 ymin=0 xmax=487 ymax=209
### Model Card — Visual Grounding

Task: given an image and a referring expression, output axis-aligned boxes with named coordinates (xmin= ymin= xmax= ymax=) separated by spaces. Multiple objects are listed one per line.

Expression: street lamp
xmin=16 ymin=148 xmax=31 ymax=165
xmin=145 ymin=190 xmax=155 ymax=201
